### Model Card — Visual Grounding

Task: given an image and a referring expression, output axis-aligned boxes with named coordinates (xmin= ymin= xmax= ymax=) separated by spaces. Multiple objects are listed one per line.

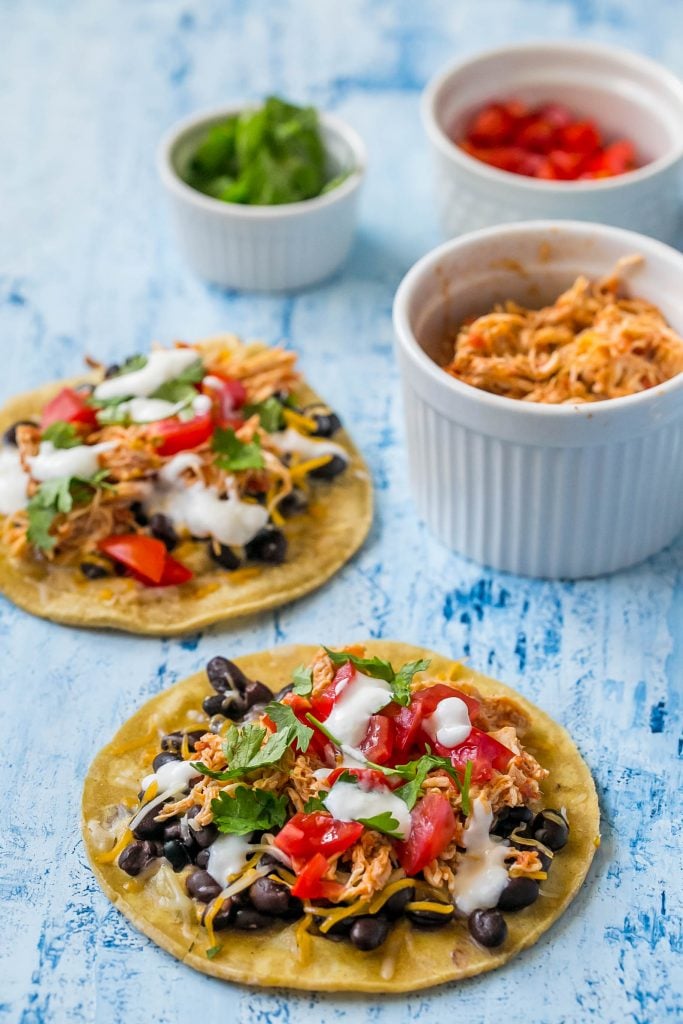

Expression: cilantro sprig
xmin=211 ymin=785 xmax=287 ymax=835
xmin=322 ymin=648 xmax=431 ymax=707
xmin=27 ymin=471 xmax=114 ymax=552
xmin=212 ymin=427 xmax=265 ymax=471
xmin=243 ymin=396 xmax=285 ymax=433
xmin=192 ymin=702 xmax=312 ymax=782
xmin=291 ymin=664 xmax=313 ymax=696
xmin=150 ymin=358 xmax=205 ymax=404
xmin=393 ymin=754 xmax=473 ymax=815
xmin=40 ymin=421 xmax=82 ymax=449
xmin=357 ymin=810 xmax=403 ymax=838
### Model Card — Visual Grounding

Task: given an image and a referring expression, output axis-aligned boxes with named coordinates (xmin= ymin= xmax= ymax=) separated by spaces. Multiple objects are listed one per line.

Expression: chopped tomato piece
xmin=384 ymin=704 xmax=422 ymax=759
xmin=152 ymin=554 xmax=193 ymax=587
xmin=326 ymin=766 xmax=394 ymax=789
xmin=395 ymin=793 xmax=457 ymax=876
xmin=450 ymin=727 xmax=513 ymax=782
xmin=310 ymin=661 xmax=355 ymax=721
xmin=468 ymin=103 xmax=516 ymax=146
xmin=149 ymin=413 xmax=213 ymax=456
xmin=536 ymin=102 xmax=574 ymax=129
xmin=548 ymin=149 xmax=586 ymax=179
xmin=274 ymin=812 xmax=363 ymax=860
xmin=289 ymin=853 xmax=344 ymax=900
xmin=41 ymin=388 xmax=98 ymax=430
xmin=515 ymin=118 xmax=558 ymax=154
xmin=99 ymin=534 xmax=167 ymax=583
xmin=412 ymin=684 xmax=480 ymax=720
xmin=202 ymin=372 xmax=247 ymax=423
xmin=559 ymin=120 xmax=602 ymax=154
xmin=358 ymin=714 xmax=394 ymax=765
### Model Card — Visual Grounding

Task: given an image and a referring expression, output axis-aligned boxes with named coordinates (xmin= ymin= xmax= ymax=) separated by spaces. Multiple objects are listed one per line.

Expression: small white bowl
xmin=393 ymin=221 xmax=683 ymax=579
xmin=158 ymin=104 xmax=366 ymax=292
xmin=422 ymin=41 xmax=683 ymax=243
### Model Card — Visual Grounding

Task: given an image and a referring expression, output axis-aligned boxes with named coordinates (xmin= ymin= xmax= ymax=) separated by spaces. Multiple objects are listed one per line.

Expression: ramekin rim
xmin=421 ymin=39 xmax=683 ymax=194
xmin=393 ymin=219 xmax=683 ymax=420
xmin=157 ymin=104 xmax=367 ymax=218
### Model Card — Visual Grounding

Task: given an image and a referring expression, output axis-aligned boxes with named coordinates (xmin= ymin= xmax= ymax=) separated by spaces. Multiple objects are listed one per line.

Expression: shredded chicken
xmin=340 ymin=831 xmax=394 ymax=901
xmin=444 ymin=260 xmax=683 ymax=403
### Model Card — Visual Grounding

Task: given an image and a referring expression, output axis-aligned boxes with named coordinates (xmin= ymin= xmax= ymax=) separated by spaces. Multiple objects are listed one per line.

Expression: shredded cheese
xmin=319 ymin=898 xmax=369 ymax=934
xmin=289 ymin=455 xmax=332 ymax=481
xmin=367 ymin=878 xmax=415 ymax=914
xmin=95 ymin=828 xmax=133 ymax=864
xmin=404 ymin=900 xmax=454 ymax=914
xmin=295 ymin=913 xmax=314 ymax=965
xmin=283 ymin=408 xmax=317 ymax=433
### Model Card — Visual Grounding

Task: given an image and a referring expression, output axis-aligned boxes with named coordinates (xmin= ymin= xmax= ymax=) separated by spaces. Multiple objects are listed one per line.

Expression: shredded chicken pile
xmin=444 ymin=259 xmax=683 ymax=403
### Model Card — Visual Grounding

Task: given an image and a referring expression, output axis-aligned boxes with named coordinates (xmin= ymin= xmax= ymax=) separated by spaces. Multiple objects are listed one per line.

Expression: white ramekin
xmin=422 ymin=41 xmax=683 ymax=243
xmin=158 ymin=105 xmax=366 ymax=292
xmin=393 ymin=221 xmax=683 ymax=579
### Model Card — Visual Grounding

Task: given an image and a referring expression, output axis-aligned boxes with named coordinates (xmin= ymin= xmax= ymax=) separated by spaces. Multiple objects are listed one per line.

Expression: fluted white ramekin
xmin=422 ymin=42 xmax=683 ymax=243
xmin=393 ymin=221 xmax=683 ymax=579
xmin=158 ymin=105 xmax=366 ymax=292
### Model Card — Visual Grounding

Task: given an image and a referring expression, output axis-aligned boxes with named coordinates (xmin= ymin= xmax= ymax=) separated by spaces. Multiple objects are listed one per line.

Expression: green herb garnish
xmin=391 ymin=659 xmax=432 ymax=707
xmin=291 ymin=664 xmax=313 ymax=696
xmin=211 ymin=785 xmax=287 ymax=836
xmin=303 ymin=794 xmax=328 ymax=813
xmin=357 ymin=811 xmax=403 ymax=839
xmin=150 ymin=359 xmax=205 ymax=403
xmin=211 ymin=427 xmax=265 ymax=471
xmin=243 ymin=396 xmax=285 ymax=433
xmin=184 ymin=96 xmax=349 ymax=206
xmin=40 ymin=421 xmax=82 ymax=449
xmin=264 ymin=701 xmax=314 ymax=752
xmin=115 ymin=354 xmax=147 ymax=376
xmin=393 ymin=754 xmax=473 ymax=815
xmin=192 ymin=703 xmax=311 ymax=782
xmin=322 ymin=648 xmax=431 ymax=706
xmin=27 ymin=471 xmax=114 ymax=551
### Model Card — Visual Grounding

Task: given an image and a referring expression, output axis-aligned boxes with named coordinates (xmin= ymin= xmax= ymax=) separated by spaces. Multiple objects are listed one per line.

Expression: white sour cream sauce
xmin=207 ymin=833 xmax=252 ymax=885
xmin=324 ymin=671 xmax=393 ymax=748
xmin=140 ymin=759 xmax=200 ymax=794
xmin=145 ymin=452 xmax=269 ymax=547
xmin=451 ymin=798 xmax=509 ymax=915
xmin=271 ymin=427 xmax=348 ymax=463
xmin=423 ymin=696 xmax=472 ymax=749
xmin=94 ymin=348 xmax=198 ymax=401
xmin=0 ymin=447 xmax=29 ymax=514
xmin=324 ymin=779 xmax=412 ymax=839
xmin=28 ymin=441 xmax=116 ymax=481
xmin=115 ymin=392 xmax=213 ymax=424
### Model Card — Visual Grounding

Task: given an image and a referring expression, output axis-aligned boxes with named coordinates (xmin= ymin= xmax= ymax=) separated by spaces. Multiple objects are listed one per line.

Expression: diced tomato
xmin=326 ymin=766 xmax=393 ymax=789
xmin=536 ymin=102 xmax=574 ymax=129
xmin=385 ymin=703 xmax=423 ymax=759
xmin=468 ymin=103 xmax=517 ymax=147
xmin=309 ymin=661 xmax=355 ymax=722
xmin=591 ymin=139 xmax=636 ymax=176
xmin=274 ymin=812 xmax=363 ymax=860
xmin=412 ymin=684 xmax=480 ymax=720
xmin=99 ymin=534 xmax=167 ymax=583
xmin=281 ymin=693 xmax=331 ymax=758
xmin=559 ymin=120 xmax=602 ymax=155
xmin=202 ymin=372 xmax=247 ymax=424
xmin=385 ymin=684 xmax=480 ymax=761
xmin=450 ymin=727 xmax=513 ymax=782
xmin=289 ymin=853 xmax=344 ymax=900
xmin=152 ymin=554 xmax=193 ymax=587
xmin=548 ymin=149 xmax=586 ymax=179
xmin=358 ymin=714 xmax=394 ymax=765
xmin=395 ymin=793 xmax=457 ymax=876
xmin=41 ymin=388 xmax=98 ymax=430
xmin=149 ymin=413 xmax=213 ymax=456
xmin=514 ymin=118 xmax=558 ymax=154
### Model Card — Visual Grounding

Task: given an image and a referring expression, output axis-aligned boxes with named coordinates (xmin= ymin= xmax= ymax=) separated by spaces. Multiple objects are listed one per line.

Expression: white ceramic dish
xmin=158 ymin=104 xmax=366 ymax=292
xmin=421 ymin=41 xmax=683 ymax=243
xmin=393 ymin=221 xmax=683 ymax=579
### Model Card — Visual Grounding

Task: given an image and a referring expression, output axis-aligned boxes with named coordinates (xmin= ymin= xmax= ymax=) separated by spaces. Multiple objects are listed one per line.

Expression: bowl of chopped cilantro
xmin=158 ymin=97 xmax=366 ymax=291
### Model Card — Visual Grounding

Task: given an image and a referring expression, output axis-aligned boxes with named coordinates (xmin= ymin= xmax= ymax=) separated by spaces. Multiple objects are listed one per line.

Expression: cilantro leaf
xmin=357 ymin=811 xmax=403 ymax=838
xmin=27 ymin=472 xmax=114 ymax=552
xmin=263 ymin=701 xmax=313 ymax=753
xmin=393 ymin=753 xmax=473 ymax=813
xmin=211 ymin=785 xmax=287 ymax=836
xmin=243 ymin=396 xmax=285 ymax=433
xmin=212 ymin=427 xmax=265 ymax=471
xmin=150 ymin=359 xmax=205 ymax=403
xmin=40 ymin=421 xmax=82 ymax=449
xmin=116 ymin=354 xmax=147 ymax=375
xmin=303 ymin=794 xmax=327 ymax=812
xmin=291 ymin=664 xmax=313 ymax=697
xmin=392 ymin=659 xmax=431 ymax=706
xmin=322 ymin=647 xmax=395 ymax=683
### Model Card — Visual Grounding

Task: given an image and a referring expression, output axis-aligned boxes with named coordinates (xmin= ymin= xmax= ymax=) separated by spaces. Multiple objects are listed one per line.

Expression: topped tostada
xmin=0 ymin=336 xmax=371 ymax=633
xmin=83 ymin=641 xmax=600 ymax=991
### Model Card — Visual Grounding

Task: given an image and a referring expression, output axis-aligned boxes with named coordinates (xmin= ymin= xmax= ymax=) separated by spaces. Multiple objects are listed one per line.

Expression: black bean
xmin=312 ymin=411 xmax=342 ymax=438
xmin=406 ymin=905 xmax=455 ymax=929
xmin=278 ymin=487 xmax=308 ymax=518
xmin=209 ymin=542 xmax=242 ymax=571
xmin=245 ymin=528 xmax=287 ymax=565
xmin=132 ymin=805 xmax=167 ymax=840
xmin=321 ymin=917 xmax=353 ymax=938
xmin=202 ymin=691 xmax=248 ymax=721
xmin=468 ymin=909 xmax=508 ymax=948
xmin=497 ymin=876 xmax=540 ymax=911
xmin=149 ymin=513 xmax=178 ymax=551
xmin=195 ymin=849 xmax=210 ymax=869
xmin=206 ymin=656 xmax=251 ymax=695
xmin=186 ymin=869 xmax=222 ymax=903
xmin=130 ymin=501 xmax=149 ymax=527
xmin=308 ymin=454 xmax=347 ymax=480
xmin=187 ymin=805 xmax=218 ymax=849
xmin=80 ymin=561 xmax=110 ymax=580
xmin=349 ymin=915 xmax=390 ymax=951
xmin=201 ymin=898 xmax=234 ymax=931
xmin=118 ymin=840 xmax=157 ymax=877
xmin=202 ymin=694 xmax=226 ymax=718
xmin=77 ymin=383 xmax=94 ymax=395
xmin=384 ymin=886 xmax=415 ymax=919
xmin=3 ymin=419 xmax=37 ymax=446
xmin=491 ymin=805 xmax=534 ymax=838
xmin=258 ymin=852 xmax=282 ymax=869
xmin=152 ymin=751 xmax=182 ymax=772
xmin=160 ymin=730 xmax=205 ymax=753
xmin=249 ymin=877 xmax=295 ymax=917
xmin=233 ymin=908 xmax=272 ymax=931
xmin=163 ymin=839 xmax=193 ymax=872
xmin=533 ymin=809 xmax=569 ymax=852
xmin=104 ymin=363 xmax=121 ymax=378
xmin=244 ymin=680 xmax=272 ymax=708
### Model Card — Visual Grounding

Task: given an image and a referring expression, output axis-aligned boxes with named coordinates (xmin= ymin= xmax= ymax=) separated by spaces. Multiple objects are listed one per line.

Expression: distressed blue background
xmin=1 ymin=2 xmax=681 ymax=1022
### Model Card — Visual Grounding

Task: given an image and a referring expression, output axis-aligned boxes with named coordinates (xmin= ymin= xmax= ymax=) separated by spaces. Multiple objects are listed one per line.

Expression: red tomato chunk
xmin=396 ymin=792 xmax=457 ymax=875
xmin=274 ymin=811 xmax=364 ymax=860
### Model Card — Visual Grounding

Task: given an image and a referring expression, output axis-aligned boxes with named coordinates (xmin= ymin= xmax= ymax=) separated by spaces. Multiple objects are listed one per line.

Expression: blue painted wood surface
xmin=1 ymin=2 xmax=681 ymax=1022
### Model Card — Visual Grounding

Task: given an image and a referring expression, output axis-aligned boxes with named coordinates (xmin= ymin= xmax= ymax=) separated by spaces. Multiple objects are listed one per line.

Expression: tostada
xmin=0 ymin=336 xmax=371 ymax=633
xmin=83 ymin=642 xmax=600 ymax=991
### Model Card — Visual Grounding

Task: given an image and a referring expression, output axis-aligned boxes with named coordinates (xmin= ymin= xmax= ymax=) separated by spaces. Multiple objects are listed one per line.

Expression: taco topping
xmin=94 ymin=646 xmax=571 ymax=963
xmin=0 ymin=336 xmax=351 ymax=582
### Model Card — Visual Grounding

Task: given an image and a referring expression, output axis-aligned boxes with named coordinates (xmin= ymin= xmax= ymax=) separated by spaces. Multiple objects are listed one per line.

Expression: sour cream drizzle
xmin=451 ymin=798 xmax=509 ymax=915
xmin=0 ymin=447 xmax=29 ymax=514
xmin=140 ymin=759 xmax=201 ymax=794
xmin=94 ymin=348 xmax=198 ymax=401
xmin=324 ymin=671 xmax=393 ymax=748
xmin=271 ymin=427 xmax=348 ymax=462
xmin=28 ymin=441 xmax=115 ymax=482
xmin=207 ymin=833 xmax=252 ymax=885
xmin=423 ymin=696 xmax=471 ymax=749
xmin=324 ymin=779 xmax=412 ymax=839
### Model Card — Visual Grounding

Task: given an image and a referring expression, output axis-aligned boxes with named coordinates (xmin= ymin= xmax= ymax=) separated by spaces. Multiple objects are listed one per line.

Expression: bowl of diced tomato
xmin=421 ymin=41 xmax=683 ymax=243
